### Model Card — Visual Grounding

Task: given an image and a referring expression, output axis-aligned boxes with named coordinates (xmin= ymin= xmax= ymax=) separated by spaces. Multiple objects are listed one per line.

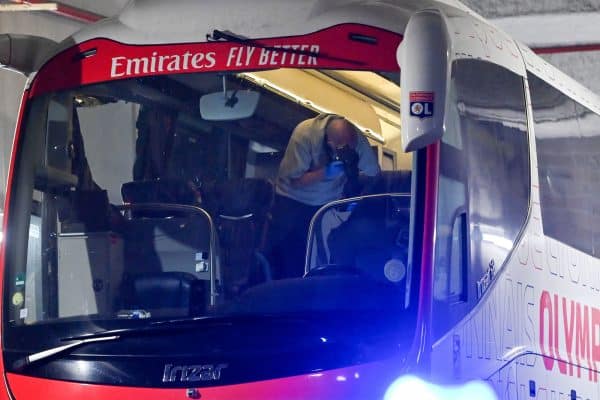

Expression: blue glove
xmin=324 ymin=161 xmax=345 ymax=179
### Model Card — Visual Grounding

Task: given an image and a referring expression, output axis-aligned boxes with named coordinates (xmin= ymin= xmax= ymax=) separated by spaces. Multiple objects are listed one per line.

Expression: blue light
xmin=384 ymin=375 xmax=498 ymax=400
xmin=320 ymin=337 xmax=328 ymax=343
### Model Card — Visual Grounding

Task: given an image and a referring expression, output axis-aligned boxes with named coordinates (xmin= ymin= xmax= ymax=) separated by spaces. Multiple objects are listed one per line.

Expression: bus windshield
xmin=5 ymin=68 xmax=417 ymax=373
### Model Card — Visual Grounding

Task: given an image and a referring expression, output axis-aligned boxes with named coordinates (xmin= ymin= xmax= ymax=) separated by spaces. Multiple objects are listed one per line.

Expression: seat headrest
xmin=122 ymin=179 xmax=196 ymax=205
xmin=380 ymin=170 xmax=412 ymax=193
xmin=215 ymin=178 xmax=273 ymax=217
xmin=127 ymin=272 xmax=204 ymax=317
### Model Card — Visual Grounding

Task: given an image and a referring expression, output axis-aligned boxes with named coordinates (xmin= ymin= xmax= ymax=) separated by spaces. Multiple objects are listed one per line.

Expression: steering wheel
xmin=304 ymin=263 xmax=364 ymax=277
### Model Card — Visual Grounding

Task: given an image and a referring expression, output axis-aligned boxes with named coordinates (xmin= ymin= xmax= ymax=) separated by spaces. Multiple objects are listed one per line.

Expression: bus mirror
xmin=199 ymin=90 xmax=260 ymax=121
xmin=0 ymin=34 xmax=57 ymax=75
xmin=398 ymin=9 xmax=449 ymax=152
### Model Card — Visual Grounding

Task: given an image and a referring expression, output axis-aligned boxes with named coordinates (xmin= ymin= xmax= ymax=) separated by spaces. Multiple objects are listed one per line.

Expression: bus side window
xmin=433 ymin=59 xmax=530 ymax=339
xmin=529 ymin=72 xmax=600 ymax=258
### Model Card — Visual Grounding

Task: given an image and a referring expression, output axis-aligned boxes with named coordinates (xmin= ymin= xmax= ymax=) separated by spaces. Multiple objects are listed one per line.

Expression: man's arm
xmin=356 ymin=135 xmax=381 ymax=177
xmin=291 ymin=167 xmax=325 ymax=187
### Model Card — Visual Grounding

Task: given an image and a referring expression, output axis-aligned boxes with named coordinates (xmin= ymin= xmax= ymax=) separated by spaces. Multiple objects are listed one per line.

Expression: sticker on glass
xmin=15 ymin=273 xmax=25 ymax=287
xmin=12 ymin=292 xmax=24 ymax=307
xmin=384 ymin=258 xmax=406 ymax=282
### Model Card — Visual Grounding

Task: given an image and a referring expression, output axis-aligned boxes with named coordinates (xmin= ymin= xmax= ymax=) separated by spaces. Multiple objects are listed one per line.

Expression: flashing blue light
xmin=384 ymin=375 xmax=498 ymax=400
xmin=320 ymin=337 xmax=328 ymax=343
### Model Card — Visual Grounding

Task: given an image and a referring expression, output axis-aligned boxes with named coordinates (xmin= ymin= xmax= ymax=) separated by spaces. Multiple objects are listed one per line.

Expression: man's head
xmin=325 ymin=117 xmax=358 ymax=151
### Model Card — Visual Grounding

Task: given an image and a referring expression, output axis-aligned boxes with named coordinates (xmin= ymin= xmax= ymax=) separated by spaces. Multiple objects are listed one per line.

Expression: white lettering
xmin=244 ymin=47 xmax=255 ymax=66
xmin=269 ymin=49 xmax=279 ymax=66
xmin=191 ymin=53 xmax=204 ymax=68
xmin=205 ymin=52 xmax=216 ymax=68
xmin=158 ymin=55 xmax=169 ymax=72
xmin=110 ymin=56 xmax=126 ymax=77
xmin=258 ymin=48 xmax=269 ymax=65
xmin=166 ymin=55 xmax=181 ymax=71
xmin=297 ymin=44 xmax=309 ymax=65
xmin=126 ymin=57 xmax=149 ymax=75
xmin=150 ymin=51 xmax=158 ymax=73
xmin=182 ymin=51 xmax=192 ymax=70
xmin=289 ymin=45 xmax=300 ymax=64
xmin=276 ymin=45 xmax=288 ymax=64
xmin=308 ymin=45 xmax=319 ymax=65
xmin=226 ymin=47 xmax=237 ymax=67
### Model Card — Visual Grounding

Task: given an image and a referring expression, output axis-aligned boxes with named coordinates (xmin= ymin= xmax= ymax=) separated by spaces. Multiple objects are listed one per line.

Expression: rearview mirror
xmin=398 ymin=9 xmax=450 ymax=151
xmin=199 ymin=90 xmax=260 ymax=121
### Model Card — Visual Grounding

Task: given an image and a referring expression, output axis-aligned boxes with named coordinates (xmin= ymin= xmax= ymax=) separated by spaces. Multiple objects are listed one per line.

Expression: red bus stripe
xmin=533 ymin=43 xmax=600 ymax=54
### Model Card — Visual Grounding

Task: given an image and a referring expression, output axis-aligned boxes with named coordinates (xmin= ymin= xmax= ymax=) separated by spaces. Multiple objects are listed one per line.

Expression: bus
xmin=1 ymin=0 xmax=599 ymax=399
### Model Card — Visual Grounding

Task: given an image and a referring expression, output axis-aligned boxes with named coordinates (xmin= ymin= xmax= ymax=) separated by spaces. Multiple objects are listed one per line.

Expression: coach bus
xmin=1 ymin=0 xmax=599 ymax=398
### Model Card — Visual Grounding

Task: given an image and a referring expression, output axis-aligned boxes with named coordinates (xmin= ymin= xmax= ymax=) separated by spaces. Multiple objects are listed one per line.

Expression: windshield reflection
xmin=306 ymin=194 xmax=412 ymax=307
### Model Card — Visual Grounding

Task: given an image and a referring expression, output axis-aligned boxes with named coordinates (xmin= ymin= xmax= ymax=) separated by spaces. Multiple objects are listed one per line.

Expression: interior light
xmin=240 ymin=72 xmax=386 ymax=142
xmin=0 ymin=3 xmax=58 ymax=12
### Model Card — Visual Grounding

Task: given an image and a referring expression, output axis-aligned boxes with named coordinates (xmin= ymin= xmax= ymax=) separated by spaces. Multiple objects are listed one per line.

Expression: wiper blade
xmin=13 ymin=335 xmax=119 ymax=370
xmin=150 ymin=313 xmax=309 ymax=327
xmin=13 ymin=314 xmax=319 ymax=370
xmin=60 ymin=316 xmax=235 ymax=342
xmin=64 ymin=314 xmax=310 ymax=342
xmin=208 ymin=29 xmax=364 ymax=66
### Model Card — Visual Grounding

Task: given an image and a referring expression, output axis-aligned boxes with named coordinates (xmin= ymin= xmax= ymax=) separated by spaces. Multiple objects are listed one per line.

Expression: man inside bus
xmin=267 ymin=113 xmax=380 ymax=279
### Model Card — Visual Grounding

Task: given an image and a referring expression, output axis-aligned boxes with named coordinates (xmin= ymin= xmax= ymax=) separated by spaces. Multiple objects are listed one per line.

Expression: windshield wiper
xmin=58 ymin=314 xmax=304 ymax=342
xmin=208 ymin=29 xmax=364 ymax=66
xmin=13 ymin=335 xmax=120 ymax=370
xmin=13 ymin=314 xmax=312 ymax=370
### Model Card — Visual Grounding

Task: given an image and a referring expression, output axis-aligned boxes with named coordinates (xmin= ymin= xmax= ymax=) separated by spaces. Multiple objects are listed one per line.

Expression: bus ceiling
xmin=0 ymin=34 xmax=57 ymax=75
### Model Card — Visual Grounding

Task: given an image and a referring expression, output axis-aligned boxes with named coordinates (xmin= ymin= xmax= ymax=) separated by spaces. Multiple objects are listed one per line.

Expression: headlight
xmin=384 ymin=375 xmax=498 ymax=400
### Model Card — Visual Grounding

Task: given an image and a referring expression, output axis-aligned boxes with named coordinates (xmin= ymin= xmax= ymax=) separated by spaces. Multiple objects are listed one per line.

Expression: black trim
xmin=3 ymin=311 xmax=409 ymax=387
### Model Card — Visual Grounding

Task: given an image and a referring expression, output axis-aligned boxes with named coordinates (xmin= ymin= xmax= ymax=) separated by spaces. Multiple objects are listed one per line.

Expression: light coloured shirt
xmin=276 ymin=114 xmax=380 ymax=206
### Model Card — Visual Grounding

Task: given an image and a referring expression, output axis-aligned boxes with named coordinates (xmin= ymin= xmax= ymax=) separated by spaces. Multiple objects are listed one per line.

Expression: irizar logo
xmin=162 ymin=363 xmax=228 ymax=383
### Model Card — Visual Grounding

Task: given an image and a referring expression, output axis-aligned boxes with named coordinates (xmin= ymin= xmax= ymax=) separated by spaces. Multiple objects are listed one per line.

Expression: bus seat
xmin=327 ymin=196 xmax=410 ymax=284
xmin=214 ymin=178 xmax=274 ymax=296
xmin=121 ymin=212 xmax=211 ymax=278
xmin=215 ymin=178 xmax=273 ymax=218
xmin=121 ymin=179 xmax=197 ymax=205
xmin=123 ymin=271 xmax=205 ymax=317
xmin=57 ymin=189 xmax=113 ymax=233
xmin=380 ymin=170 xmax=412 ymax=193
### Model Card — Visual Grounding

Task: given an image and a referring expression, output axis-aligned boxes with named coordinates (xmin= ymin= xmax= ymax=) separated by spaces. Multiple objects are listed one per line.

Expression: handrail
xmin=304 ymin=192 xmax=411 ymax=274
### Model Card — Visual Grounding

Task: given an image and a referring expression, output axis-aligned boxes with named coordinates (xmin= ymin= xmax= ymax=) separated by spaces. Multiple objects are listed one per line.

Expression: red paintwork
xmin=28 ymin=24 xmax=403 ymax=97
xmin=0 ymin=91 xmax=29 ymax=400
xmin=6 ymin=360 xmax=405 ymax=400
xmin=532 ymin=43 xmax=600 ymax=54
xmin=412 ymin=142 xmax=440 ymax=363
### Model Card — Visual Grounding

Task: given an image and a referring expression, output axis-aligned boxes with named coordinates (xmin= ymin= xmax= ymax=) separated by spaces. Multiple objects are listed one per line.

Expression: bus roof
xmin=66 ymin=0 xmax=475 ymax=46
xmin=32 ymin=0 xmax=600 ymax=112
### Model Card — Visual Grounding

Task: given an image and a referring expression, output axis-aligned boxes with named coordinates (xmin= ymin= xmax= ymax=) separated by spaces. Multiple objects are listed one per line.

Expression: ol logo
xmin=409 ymin=91 xmax=434 ymax=119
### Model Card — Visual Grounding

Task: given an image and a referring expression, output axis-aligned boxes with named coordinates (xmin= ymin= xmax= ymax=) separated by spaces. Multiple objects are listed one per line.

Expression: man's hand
xmin=291 ymin=161 xmax=345 ymax=187
xmin=324 ymin=161 xmax=345 ymax=179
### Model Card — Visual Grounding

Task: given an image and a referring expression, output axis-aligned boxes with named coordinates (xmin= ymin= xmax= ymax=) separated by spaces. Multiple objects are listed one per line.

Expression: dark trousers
xmin=266 ymin=194 xmax=320 ymax=279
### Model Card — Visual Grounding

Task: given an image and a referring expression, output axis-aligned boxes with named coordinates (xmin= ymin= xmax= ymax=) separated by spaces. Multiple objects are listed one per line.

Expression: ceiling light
xmin=0 ymin=3 xmax=58 ymax=12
